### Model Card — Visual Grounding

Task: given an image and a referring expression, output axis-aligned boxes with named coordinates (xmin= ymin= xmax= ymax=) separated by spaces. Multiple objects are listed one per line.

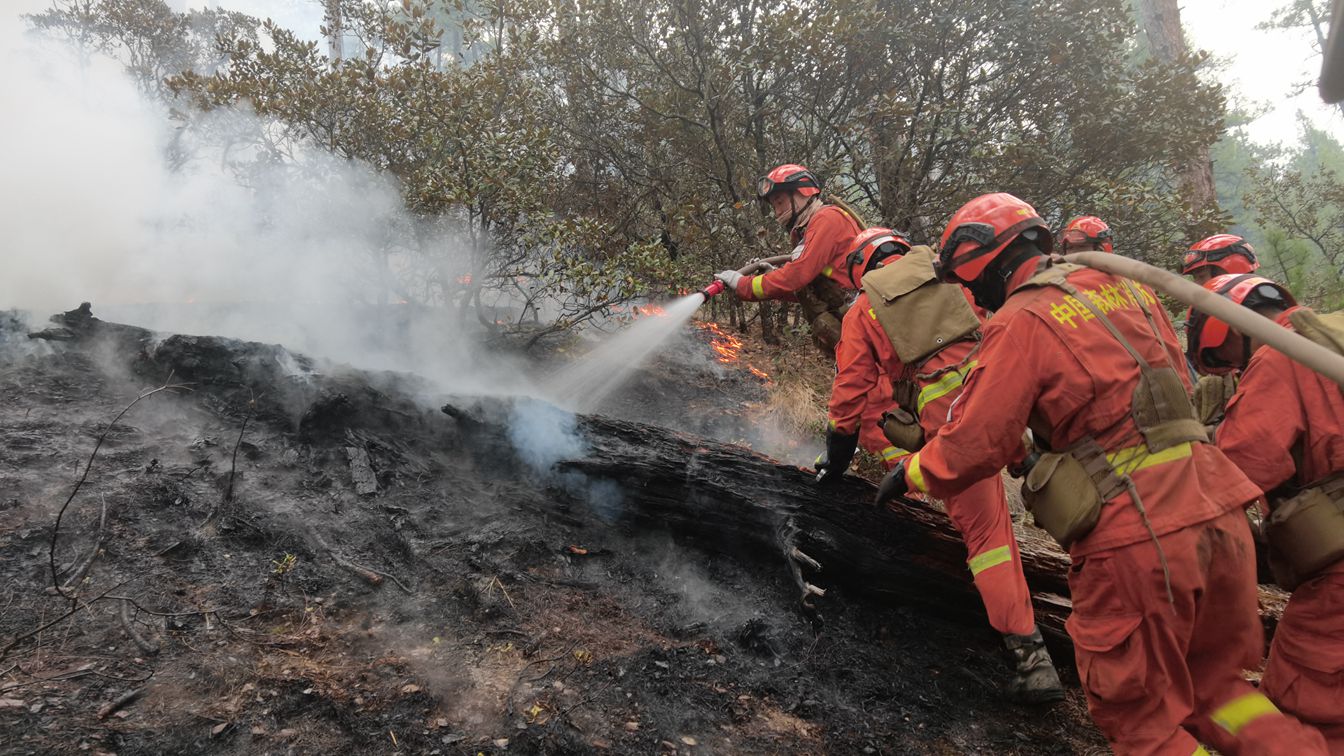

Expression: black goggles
xmin=938 ymin=222 xmax=997 ymax=281
xmin=1182 ymin=243 xmax=1251 ymax=269
xmin=756 ymin=171 xmax=817 ymax=199
xmin=845 ymin=238 xmax=904 ymax=286
xmin=944 ymin=222 xmax=997 ymax=250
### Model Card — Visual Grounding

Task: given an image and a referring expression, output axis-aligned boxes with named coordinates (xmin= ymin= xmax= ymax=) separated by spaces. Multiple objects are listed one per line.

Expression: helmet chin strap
xmin=971 ymin=242 xmax=1042 ymax=312
xmin=785 ymin=195 xmax=819 ymax=232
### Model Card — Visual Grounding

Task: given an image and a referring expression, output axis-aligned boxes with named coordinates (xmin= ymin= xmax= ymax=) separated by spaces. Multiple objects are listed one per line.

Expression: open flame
xmin=695 ymin=322 xmax=771 ymax=382
xmin=611 ymin=303 xmax=668 ymax=318
xmin=698 ymin=321 xmax=743 ymax=363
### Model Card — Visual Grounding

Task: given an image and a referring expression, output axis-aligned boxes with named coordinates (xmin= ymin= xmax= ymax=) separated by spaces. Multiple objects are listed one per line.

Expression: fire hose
xmin=699 ymin=254 xmax=796 ymax=299
xmin=1062 ymin=251 xmax=1344 ymax=385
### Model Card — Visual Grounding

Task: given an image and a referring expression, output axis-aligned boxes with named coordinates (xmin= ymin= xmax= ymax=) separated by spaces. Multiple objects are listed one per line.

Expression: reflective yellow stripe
xmin=907 ymin=453 xmax=928 ymax=492
xmin=1106 ymin=441 xmax=1192 ymax=477
xmin=1211 ymin=692 xmax=1280 ymax=736
xmin=916 ymin=360 xmax=979 ymax=413
xmin=967 ymin=545 xmax=1012 ymax=576
xmin=1191 ymin=747 xmax=1211 ymax=756
xmin=867 ymin=307 xmax=877 ymax=319
xmin=751 ymin=275 xmax=765 ymax=299
xmin=828 ymin=418 xmax=838 ymax=430
xmin=880 ymin=446 xmax=903 ymax=461
xmin=815 ymin=452 xmax=825 ymax=466
xmin=821 ymin=265 xmax=834 ymax=278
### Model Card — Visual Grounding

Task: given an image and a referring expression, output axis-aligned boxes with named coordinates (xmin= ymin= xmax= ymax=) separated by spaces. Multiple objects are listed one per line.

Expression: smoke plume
xmin=0 ymin=2 xmax=527 ymax=396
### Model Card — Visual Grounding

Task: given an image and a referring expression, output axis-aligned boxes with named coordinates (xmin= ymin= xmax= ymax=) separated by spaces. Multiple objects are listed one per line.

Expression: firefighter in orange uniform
xmin=815 ymin=228 xmax=1064 ymax=702
xmin=1189 ymin=273 xmax=1344 ymax=754
xmin=714 ymin=164 xmax=895 ymax=461
xmin=1181 ymin=234 xmax=1260 ymax=284
xmin=1058 ymin=215 xmax=1114 ymax=254
xmin=874 ymin=192 xmax=1328 ymax=755
xmin=1182 ymin=235 xmax=1261 ymax=427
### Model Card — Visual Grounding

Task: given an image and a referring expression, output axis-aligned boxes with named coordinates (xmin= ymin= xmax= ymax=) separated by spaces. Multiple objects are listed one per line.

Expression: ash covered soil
xmin=0 ymin=308 xmax=1105 ymax=755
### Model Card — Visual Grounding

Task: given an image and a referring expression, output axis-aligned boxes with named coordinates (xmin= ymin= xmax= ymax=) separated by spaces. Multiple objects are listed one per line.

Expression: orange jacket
xmin=902 ymin=260 xmax=1260 ymax=557
xmin=828 ymin=288 xmax=980 ymax=437
xmin=1217 ymin=308 xmax=1344 ymax=578
xmin=735 ymin=204 xmax=861 ymax=300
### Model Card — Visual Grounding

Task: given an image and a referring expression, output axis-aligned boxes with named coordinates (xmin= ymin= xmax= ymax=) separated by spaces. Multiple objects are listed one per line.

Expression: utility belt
xmin=796 ymin=274 xmax=852 ymax=355
xmin=878 ymin=358 xmax=978 ymax=454
xmin=1264 ymin=473 xmax=1344 ymax=590
xmin=1259 ymin=307 xmax=1344 ymax=588
xmin=1022 ymin=438 xmax=1197 ymax=548
xmin=1014 ymin=262 xmax=1208 ymax=552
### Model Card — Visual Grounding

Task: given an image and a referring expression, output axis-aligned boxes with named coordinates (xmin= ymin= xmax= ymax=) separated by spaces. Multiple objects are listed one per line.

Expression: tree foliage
xmin=30 ymin=0 xmax=1230 ymax=343
xmin=1243 ymin=120 xmax=1344 ymax=308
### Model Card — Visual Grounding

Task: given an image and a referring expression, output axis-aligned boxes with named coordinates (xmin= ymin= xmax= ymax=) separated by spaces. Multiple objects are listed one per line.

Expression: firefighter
xmin=1189 ymin=273 xmax=1344 ymax=753
xmin=1181 ymin=235 xmax=1260 ymax=427
xmin=715 ymin=164 xmax=896 ymax=462
xmin=1057 ymin=215 xmax=1114 ymax=254
xmin=1181 ymin=234 xmax=1260 ymax=285
xmin=815 ymin=228 xmax=1064 ymax=703
xmin=712 ymin=163 xmax=864 ymax=341
xmin=873 ymin=192 xmax=1328 ymax=755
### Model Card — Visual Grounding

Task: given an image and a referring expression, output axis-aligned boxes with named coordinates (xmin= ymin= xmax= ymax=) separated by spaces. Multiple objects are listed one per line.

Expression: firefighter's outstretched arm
xmin=900 ymin=324 xmax=1047 ymax=501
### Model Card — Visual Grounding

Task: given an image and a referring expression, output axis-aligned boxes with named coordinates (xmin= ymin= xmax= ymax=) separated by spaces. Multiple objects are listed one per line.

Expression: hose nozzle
xmin=700 ymin=279 xmax=727 ymax=299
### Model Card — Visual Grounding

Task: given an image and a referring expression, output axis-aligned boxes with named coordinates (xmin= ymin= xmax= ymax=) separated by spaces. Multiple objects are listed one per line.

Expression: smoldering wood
xmin=26 ymin=305 xmax=1289 ymax=659
xmin=447 ymin=401 xmax=1290 ymax=655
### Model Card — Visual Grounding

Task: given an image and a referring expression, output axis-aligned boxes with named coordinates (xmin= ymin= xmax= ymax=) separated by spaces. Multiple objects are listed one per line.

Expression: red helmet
xmin=1059 ymin=216 xmax=1113 ymax=253
xmin=756 ymin=164 xmax=821 ymax=200
xmin=1186 ymin=273 xmax=1296 ymax=375
xmin=1181 ymin=234 xmax=1259 ymax=277
xmin=845 ymin=227 xmax=911 ymax=288
xmin=936 ymin=193 xmax=1051 ymax=284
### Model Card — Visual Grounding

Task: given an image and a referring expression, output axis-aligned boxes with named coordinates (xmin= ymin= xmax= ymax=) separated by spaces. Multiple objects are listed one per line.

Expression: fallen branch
xmin=49 ymin=374 xmax=190 ymax=602
xmin=1 ymin=583 xmax=125 ymax=660
xmin=120 ymin=600 xmax=160 ymax=656
xmin=58 ymin=495 xmax=108 ymax=595
xmin=97 ymin=686 xmax=145 ymax=720
xmin=312 ymin=534 xmax=413 ymax=594
xmin=333 ymin=556 xmax=384 ymax=587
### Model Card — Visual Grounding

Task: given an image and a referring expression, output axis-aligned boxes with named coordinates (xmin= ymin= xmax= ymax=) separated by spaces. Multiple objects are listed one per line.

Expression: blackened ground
xmin=0 ymin=310 xmax=1105 ymax=755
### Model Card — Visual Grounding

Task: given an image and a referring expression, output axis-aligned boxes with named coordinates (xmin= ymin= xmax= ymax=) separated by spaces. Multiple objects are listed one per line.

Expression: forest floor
xmin=0 ymin=306 xmax=1107 ymax=755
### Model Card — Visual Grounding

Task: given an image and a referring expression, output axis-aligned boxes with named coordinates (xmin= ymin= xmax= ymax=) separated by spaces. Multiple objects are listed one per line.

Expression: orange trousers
xmin=1261 ymin=570 xmax=1344 ymax=755
xmin=860 ymin=375 xmax=899 ymax=465
xmin=943 ymin=473 xmax=1035 ymax=636
xmin=1066 ymin=509 xmax=1327 ymax=756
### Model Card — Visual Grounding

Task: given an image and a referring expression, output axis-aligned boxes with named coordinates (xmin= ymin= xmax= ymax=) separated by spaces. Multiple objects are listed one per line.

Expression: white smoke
xmin=0 ymin=2 xmax=529 ymax=396
xmin=506 ymin=397 xmax=624 ymax=521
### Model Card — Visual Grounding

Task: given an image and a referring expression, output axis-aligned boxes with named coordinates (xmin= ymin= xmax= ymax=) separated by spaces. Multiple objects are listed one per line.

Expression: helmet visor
xmin=756 ymin=171 xmax=815 ymax=199
xmin=1183 ymin=243 xmax=1252 ymax=270
xmin=939 ymin=222 xmax=997 ymax=282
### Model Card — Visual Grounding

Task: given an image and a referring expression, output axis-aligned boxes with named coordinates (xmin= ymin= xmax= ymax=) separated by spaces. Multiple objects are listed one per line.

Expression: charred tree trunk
xmin=442 ymin=397 xmax=1289 ymax=656
xmin=29 ymin=307 xmax=1288 ymax=660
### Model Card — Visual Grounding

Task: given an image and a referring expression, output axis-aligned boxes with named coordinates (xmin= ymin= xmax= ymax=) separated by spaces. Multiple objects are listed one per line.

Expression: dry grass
xmin=730 ymin=320 xmax=888 ymax=481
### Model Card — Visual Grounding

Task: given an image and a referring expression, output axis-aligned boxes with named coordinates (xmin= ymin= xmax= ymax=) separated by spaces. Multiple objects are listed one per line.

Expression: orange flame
xmin=632 ymin=304 xmax=666 ymax=317
xmin=695 ymin=322 xmax=771 ymax=382
xmin=697 ymin=321 xmax=742 ymax=363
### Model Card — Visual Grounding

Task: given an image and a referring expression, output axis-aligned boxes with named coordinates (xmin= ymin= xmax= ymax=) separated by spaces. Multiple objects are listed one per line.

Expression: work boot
xmin=1003 ymin=627 xmax=1066 ymax=704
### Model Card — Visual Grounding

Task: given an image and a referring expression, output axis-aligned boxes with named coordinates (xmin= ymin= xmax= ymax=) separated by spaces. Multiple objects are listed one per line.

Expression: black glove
xmin=814 ymin=429 xmax=859 ymax=485
xmin=875 ymin=460 xmax=910 ymax=505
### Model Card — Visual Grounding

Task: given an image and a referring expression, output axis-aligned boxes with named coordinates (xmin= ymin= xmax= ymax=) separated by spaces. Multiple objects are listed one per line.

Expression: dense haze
xmin=0 ymin=4 xmax=537 ymax=395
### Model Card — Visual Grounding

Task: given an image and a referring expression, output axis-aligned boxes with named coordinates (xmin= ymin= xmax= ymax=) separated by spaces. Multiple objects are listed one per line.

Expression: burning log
xmin=441 ymin=398 xmax=1288 ymax=656
xmin=25 ymin=305 xmax=1287 ymax=658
